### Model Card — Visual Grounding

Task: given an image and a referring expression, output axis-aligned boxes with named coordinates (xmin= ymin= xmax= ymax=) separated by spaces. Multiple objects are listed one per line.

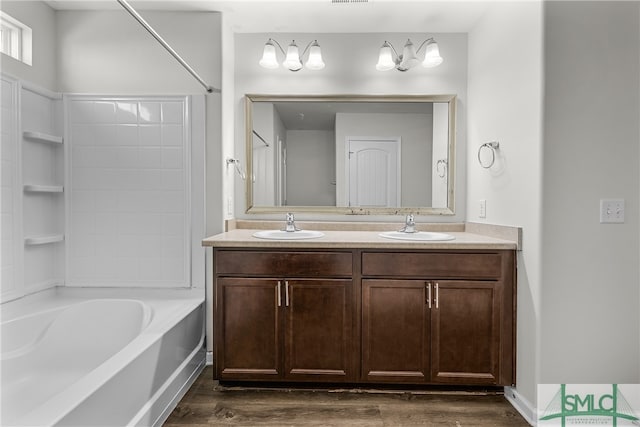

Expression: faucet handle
xmin=399 ymin=214 xmax=417 ymax=233
xmin=284 ymin=212 xmax=300 ymax=232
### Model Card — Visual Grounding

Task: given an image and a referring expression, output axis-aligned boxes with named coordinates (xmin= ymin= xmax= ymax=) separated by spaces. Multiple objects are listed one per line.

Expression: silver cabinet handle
xmin=434 ymin=282 xmax=439 ymax=309
xmin=426 ymin=282 xmax=432 ymax=309
xmin=277 ymin=281 xmax=282 ymax=307
xmin=285 ymin=280 xmax=290 ymax=307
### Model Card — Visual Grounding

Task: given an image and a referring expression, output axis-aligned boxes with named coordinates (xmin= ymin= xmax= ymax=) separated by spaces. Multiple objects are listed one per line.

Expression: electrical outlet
xmin=600 ymin=199 xmax=625 ymax=223
xmin=479 ymin=199 xmax=487 ymax=219
xmin=227 ymin=197 xmax=233 ymax=215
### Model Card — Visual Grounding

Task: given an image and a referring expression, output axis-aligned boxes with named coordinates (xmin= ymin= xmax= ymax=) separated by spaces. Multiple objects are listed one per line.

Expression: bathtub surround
xmin=1 ymin=76 xmax=21 ymax=300
xmin=65 ymin=95 xmax=205 ymax=288
xmin=0 ymin=88 xmax=206 ymax=301
xmin=1 ymin=77 xmax=64 ymax=303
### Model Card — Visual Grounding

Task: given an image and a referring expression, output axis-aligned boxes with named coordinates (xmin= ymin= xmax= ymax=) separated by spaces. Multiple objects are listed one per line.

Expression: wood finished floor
xmin=164 ymin=367 xmax=529 ymax=427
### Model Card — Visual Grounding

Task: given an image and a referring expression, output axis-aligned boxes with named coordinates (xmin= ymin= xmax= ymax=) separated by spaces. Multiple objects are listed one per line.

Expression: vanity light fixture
xmin=259 ymin=38 xmax=325 ymax=71
xmin=376 ymin=38 xmax=443 ymax=72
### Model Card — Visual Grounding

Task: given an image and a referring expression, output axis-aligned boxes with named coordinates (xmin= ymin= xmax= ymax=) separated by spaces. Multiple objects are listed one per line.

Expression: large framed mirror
xmin=245 ymin=94 xmax=456 ymax=215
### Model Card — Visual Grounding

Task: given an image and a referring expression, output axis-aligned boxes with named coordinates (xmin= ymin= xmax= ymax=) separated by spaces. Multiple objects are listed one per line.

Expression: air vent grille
xmin=331 ymin=0 xmax=369 ymax=4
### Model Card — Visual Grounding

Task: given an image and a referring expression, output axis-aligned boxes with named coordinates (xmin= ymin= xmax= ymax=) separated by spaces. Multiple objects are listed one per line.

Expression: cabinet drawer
xmin=362 ymin=252 xmax=504 ymax=279
xmin=215 ymin=250 xmax=352 ymax=277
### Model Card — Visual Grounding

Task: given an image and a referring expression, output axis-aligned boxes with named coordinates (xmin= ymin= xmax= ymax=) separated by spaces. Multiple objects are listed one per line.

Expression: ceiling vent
xmin=331 ymin=0 xmax=369 ymax=4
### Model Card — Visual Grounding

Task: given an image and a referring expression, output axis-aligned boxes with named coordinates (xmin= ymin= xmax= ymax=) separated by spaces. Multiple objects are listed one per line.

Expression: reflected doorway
xmin=347 ymin=137 xmax=401 ymax=208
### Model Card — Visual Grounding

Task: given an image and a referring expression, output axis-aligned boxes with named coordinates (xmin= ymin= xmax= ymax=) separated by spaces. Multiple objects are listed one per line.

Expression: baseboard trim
xmin=504 ymin=386 xmax=536 ymax=426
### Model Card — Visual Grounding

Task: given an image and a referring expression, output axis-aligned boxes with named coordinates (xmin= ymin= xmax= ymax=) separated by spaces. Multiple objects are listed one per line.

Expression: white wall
xmin=220 ymin=18 xmax=236 ymax=225
xmin=0 ymin=1 xmax=57 ymax=91
xmin=234 ymin=32 xmax=467 ymax=221
xmin=56 ymin=11 xmax=219 ymax=95
xmin=541 ymin=1 xmax=640 ymax=384
xmin=466 ymin=1 xmax=543 ymax=413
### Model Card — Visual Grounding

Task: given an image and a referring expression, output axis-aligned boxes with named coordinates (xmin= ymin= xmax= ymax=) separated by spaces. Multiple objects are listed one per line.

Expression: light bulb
xmin=305 ymin=41 xmax=325 ymax=70
xmin=422 ymin=40 xmax=443 ymax=68
xmin=376 ymin=42 xmax=396 ymax=71
xmin=398 ymin=39 xmax=419 ymax=70
xmin=283 ymin=41 xmax=302 ymax=71
xmin=259 ymin=40 xmax=279 ymax=69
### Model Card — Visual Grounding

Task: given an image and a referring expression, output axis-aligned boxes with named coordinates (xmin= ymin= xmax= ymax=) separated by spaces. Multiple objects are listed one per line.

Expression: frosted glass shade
xmin=283 ymin=42 xmax=302 ymax=71
xmin=398 ymin=39 xmax=419 ymax=70
xmin=376 ymin=42 xmax=396 ymax=71
xmin=422 ymin=40 xmax=443 ymax=68
xmin=305 ymin=42 xmax=325 ymax=70
xmin=259 ymin=41 xmax=279 ymax=69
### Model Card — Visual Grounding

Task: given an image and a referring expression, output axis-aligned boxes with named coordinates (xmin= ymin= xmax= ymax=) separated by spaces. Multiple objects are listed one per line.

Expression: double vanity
xmin=203 ymin=220 xmax=519 ymax=388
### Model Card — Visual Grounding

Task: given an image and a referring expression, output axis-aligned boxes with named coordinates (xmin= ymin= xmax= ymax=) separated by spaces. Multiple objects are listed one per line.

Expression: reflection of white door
xmin=253 ymin=133 xmax=274 ymax=206
xmin=347 ymin=137 xmax=401 ymax=207
xmin=276 ymin=140 xmax=287 ymax=206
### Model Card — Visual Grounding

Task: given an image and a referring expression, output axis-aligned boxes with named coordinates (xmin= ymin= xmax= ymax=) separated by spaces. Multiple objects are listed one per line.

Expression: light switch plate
xmin=600 ymin=199 xmax=625 ymax=223
xmin=479 ymin=199 xmax=487 ymax=219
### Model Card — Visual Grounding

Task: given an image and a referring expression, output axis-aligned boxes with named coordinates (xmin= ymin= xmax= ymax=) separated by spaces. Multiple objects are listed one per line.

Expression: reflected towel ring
xmin=226 ymin=158 xmax=246 ymax=180
xmin=436 ymin=159 xmax=447 ymax=178
xmin=478 ymin=141 xmax=500 ymax=169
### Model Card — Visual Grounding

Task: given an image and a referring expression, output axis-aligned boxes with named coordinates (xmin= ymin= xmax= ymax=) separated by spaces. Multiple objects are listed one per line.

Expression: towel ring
xmin=436 ymin=159 xmax=447 ymax=178
xmin=226 ymin=158 xmax=246 ymax=180
xmin=478 ymin=141 xmax=500 ymax=169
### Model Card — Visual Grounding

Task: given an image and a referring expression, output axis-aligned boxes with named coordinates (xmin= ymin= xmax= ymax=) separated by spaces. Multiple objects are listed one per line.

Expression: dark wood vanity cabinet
xmin=214 ymin=250 xmax=355 ymax=382
xmin=361 ymin=250 xmax=515 ymax=386
xmin=213 ymin=247 xmax=515 ymax=387
xmin=361 ymin=279 xmax=431 ymax=382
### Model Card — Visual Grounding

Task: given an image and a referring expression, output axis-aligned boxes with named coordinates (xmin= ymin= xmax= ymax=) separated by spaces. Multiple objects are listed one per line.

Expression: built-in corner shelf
xmin=23 ymin=184 xmax=64 ymax=193
xmin=24 ymin=234 xmax=65 ymax=246
xmin=23 ymin=131 xmax=63 ymax=145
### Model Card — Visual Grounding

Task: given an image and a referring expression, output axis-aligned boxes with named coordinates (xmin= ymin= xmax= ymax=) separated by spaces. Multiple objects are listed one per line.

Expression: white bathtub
xmin=1 ymin=287 xmax=205 ymax=427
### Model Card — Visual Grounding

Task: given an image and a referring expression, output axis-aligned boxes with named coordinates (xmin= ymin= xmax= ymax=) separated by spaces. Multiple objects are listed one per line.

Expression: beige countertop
xmin=202 ymin=226 xmax=519 ymax=250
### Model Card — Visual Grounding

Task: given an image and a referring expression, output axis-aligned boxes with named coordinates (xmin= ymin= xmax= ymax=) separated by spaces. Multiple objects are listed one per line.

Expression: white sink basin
xmin=378 ymin=231 xmax=456 ymax=241
xmin=253 ymin=230 xmax=325 ymax=240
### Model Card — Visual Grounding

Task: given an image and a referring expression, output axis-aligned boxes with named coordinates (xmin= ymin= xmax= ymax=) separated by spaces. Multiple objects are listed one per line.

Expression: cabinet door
xmin=430 ymin=280 xmax=502 ymax=385
xmin=284 ymin=279 xmax=353 ymax=381
xmin=361 ymin=279 xmax=430 ymax=383
xmin=216 ymin=278 xmax=282 ymax=380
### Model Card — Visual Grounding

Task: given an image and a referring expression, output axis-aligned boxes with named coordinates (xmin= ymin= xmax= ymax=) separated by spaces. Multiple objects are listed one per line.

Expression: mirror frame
xmin=245 ymin=94 xmax=456 ymax=215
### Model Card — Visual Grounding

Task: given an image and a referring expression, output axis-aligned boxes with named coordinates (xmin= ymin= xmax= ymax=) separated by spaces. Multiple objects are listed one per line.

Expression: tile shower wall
xmin=66 ymin=97 xmax=191 ymax=287
xmin=1 ymin=77 xmax=64 ymax=303
xmin=1 ymin=76 xmax=20 ymax=301
xmin=22 ymin=86 xmax=65 ymax=293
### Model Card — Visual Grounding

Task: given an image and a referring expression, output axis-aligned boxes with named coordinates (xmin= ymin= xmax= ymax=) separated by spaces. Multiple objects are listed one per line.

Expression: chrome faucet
xmin=399 ymin=214 xmax=417 ymax=233
xmin=284 ymin=212 xmax=300 ymax=232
